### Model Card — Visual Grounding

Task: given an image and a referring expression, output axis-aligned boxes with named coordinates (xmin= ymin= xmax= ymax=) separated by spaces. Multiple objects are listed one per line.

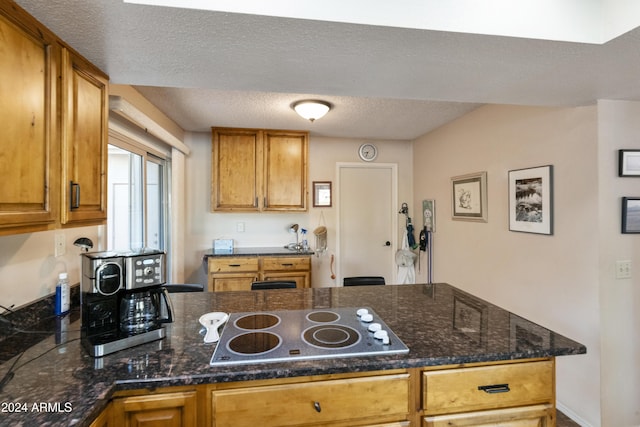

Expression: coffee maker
xmin=80 ymin=249 xmax=173 ymax=357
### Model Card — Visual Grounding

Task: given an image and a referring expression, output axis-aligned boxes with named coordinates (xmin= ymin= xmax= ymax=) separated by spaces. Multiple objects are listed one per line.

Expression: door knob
xmin=384 ymin=241 xmax=391 ymax=246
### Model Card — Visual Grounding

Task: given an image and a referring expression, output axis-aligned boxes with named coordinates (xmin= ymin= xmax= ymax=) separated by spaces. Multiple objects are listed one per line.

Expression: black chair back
xmin=251 ymin=281 xmax=296 ymax=290
xmin=343 ymin=276 xmax=386 ymax=286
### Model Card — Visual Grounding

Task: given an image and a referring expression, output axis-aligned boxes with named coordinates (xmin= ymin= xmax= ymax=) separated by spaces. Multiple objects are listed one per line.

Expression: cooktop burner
xmin=209 ymin=307 xmax=409 ymax=366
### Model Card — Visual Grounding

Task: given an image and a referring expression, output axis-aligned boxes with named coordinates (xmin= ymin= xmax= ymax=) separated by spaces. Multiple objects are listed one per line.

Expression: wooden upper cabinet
xmin=211 ymin=127 xmax=308 ymax=212
xmin=60 ymin=48 xmax=108 ymax=225
xmin=211 ymin=128 xmax=261 ymax=211
xmin=0 ymin=2 xmax=108 ymax=235
xmin=0 ymin=9 xmax=59 ymax=234
xmin=263 ymin=130 xmax=308 ymax=211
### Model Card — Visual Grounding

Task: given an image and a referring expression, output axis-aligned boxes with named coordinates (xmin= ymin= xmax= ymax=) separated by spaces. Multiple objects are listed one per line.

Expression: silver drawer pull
xmin=313 ymin=401 xmax=321 ymax=412
xmin=478 ymin=383 xmax=510 ymax=394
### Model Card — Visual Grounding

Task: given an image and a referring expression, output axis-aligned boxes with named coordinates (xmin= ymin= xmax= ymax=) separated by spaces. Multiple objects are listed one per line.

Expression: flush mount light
xmin=292 ymin=100 xmax=331 ymax=122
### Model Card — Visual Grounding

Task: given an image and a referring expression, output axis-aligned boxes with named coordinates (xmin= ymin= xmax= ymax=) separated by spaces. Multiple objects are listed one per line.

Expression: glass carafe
xmin=119 ymin=290 xmax=158 ymax=334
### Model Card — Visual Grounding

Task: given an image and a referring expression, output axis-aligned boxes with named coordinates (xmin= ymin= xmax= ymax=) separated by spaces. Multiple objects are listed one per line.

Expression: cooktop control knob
xmin=360 ymin=313 xmax=373 ymax=322
xmin=368 ymin=323 xmax=382 ymax=332
xmin=374 ymin=330 xmax=388 ymax=340
xmin=356 ymin=308 xmax=369 ymax=317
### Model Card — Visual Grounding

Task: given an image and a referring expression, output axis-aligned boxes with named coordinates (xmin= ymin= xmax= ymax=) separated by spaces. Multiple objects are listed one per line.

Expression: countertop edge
xmin=203 ymin=246 xmax=315 ymax=257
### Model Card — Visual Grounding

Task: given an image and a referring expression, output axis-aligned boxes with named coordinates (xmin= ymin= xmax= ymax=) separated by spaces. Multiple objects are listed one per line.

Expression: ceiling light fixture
xmin=292 ymin=100 xmax=331 ymax=122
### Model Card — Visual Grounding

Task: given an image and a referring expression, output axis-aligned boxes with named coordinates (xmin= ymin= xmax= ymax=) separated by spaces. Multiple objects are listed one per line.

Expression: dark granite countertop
xmin=0 ymin=283 xmax=586 ymax=426
xmin=203 ymin=246 xmax=315 ymax=257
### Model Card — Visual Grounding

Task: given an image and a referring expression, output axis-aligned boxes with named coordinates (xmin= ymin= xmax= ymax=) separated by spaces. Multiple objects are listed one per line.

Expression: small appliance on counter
xmin=80 ymin=249 xmax=173 ymax=357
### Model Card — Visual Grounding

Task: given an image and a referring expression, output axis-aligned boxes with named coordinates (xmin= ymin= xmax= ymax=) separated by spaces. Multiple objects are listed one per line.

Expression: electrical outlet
xmin=615 ymin=260 xmax=631 ymax=279
xmin=54 ymin=234 xmax=65 ymax=257
xmin=236 ymin=222 xmax=245 ymax=233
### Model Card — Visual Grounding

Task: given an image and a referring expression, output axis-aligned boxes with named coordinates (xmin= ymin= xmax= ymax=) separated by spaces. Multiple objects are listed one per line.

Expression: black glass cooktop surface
xmin=209 ymin=307 xmax=409 ymax=366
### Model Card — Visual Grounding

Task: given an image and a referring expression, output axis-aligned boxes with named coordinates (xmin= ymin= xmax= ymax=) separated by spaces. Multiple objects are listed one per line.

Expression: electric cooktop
xmin=209 ymin=307 xmax=409 ymax=366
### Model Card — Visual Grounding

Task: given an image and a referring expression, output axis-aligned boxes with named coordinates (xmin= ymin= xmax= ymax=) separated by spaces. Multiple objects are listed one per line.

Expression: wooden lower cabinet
xmin=110 ymin=390 xmax=198 ymax=427
xmin=209 ymin=370 xmax=411 ymax=427
xmin=261 ymin=256 xmax=311 ymax=289
xmin=424 ymin=404 xmax=555 ymax=426
xmin=208 ymin=255 xmax=311 ymax=291
xmin=89 ymin=359 xmax=557 ymax=427
xmin=422 ymin=359 xmax=555 ymax=427
xmin=89 ymin=405 xmax=111 ymax=427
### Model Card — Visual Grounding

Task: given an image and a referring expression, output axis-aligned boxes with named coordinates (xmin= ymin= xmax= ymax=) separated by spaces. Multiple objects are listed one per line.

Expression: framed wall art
xmin=621 ymin=197 xmax=640 ymax=233
xmin=618 ymin=150 xmax=640 ymax=177
xmin=451 ymin=171 xmax=487 ymax=222
xmin=312 ymin=181 xmax=332 ymax=207
xmin=508 ymin=165 xmax=553 ymax=235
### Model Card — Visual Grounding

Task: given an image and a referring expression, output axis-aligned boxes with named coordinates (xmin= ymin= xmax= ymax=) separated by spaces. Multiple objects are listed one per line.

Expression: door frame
xmin=335 ymin=162 xmax=398 ymax=286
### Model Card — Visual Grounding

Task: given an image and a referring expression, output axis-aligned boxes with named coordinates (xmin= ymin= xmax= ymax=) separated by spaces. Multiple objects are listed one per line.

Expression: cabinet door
xmin=263 ymin=130 xmax=308 ymax=211
xmin=208 ymin=257 xmax=259 ymax=291
xmin=261 ymin=256 xmax=311 ymax=288
xmin=424 ymin=403 xmax=554 ymax=427
xmin=211 ymin=274 xmax=257 ymax=292
xmin=89 ymin=404 xmax=111 ymax=427
xmin=0 ymin=12 xmax=59 ymax=233
xmin=262 ymin=271 xmax=310 ymax=288
xmin=111 ymin=391 xmax=197 ymax=427
xmin=211 ymin=128 xmax=261 ymax=211
xmin=60 ymin=48 xmax=108 ymax=225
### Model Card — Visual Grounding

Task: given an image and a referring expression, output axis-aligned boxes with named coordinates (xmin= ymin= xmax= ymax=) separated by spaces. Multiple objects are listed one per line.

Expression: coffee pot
xmin=119 ymin=287 xmax=173 ymax=335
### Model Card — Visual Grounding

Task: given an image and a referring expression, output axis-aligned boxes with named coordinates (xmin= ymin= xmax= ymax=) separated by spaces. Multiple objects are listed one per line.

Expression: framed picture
xmin=312 ymin=181 xmax=332 ymax=207
xmin=451 ymin=172 xmax=487 ymax=222
xmin=618 ymin=150 xmax=640 ymax=177
xmin=508 ymin=165 xmax=553 ymax=235
xmin=621 ymin=197 xmax=640 ymax=233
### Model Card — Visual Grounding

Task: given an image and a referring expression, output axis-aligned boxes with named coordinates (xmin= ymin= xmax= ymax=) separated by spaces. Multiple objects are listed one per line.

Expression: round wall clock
xmin=358 ymin=143 xmax=378 ymax=162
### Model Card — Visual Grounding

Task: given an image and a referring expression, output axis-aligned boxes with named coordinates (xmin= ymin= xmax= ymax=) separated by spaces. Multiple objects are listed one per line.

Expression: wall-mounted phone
xmin=422 ymin=199 xmax=435 ymax=231
xmin=419 ymin=227 xmax=428 ymax=251
xmin=420 ymin=199 xmax=435 ymax=252
xmin=421 ymin=199 xmax=435 ymax=283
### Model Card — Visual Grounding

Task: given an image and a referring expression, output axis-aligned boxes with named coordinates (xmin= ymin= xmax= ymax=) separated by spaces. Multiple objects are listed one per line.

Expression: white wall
xmin=0 ymin=226 xmax=102 ymax=309
xmin=596 ymin=100 xmax=640 ymax=427
xmin=412 ymin=104 xmax=602 ymax=426
xmin=182 ymin=132 xmax=414 ymax=288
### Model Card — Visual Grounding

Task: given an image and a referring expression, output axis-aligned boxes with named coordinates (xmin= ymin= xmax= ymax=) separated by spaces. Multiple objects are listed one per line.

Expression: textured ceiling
xmin=12 ymin=0 xmax=640 ymax=140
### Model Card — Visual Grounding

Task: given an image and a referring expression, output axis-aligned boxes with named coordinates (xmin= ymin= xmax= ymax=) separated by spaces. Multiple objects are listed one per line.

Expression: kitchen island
xmin=0 ymin=283 xmax=585 ymax=426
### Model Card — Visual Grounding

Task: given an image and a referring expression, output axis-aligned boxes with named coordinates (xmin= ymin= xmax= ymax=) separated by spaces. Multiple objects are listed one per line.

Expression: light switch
xmin=615 ymin=260 xmax=631 ymax=279
xmin=236 ymin=222 xmax=245 ymax=233
xmin=55 ymin=234 xmax=65 ymax=257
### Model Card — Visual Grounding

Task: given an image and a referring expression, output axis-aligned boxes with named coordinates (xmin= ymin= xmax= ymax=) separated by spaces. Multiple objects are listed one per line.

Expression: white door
xmin=337 ymin=163 xmax=397 ymax=285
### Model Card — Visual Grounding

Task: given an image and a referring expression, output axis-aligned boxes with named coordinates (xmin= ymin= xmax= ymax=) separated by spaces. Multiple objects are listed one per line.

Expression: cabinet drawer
xmin=209 ymin=257 xmax=259 ymax=273
xmin=423 ymin=360 xmax=554 ymax=415
xmin=262 ymin=256 xmax=310 ymax=271
xmin=424 ymin=403 xmax=554 ymax=427
xmin=212 ymin=373 xmax=410 ymax=427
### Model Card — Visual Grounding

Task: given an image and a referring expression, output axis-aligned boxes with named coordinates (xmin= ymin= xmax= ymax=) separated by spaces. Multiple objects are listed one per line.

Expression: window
xmin=107 ymin=142 xmax=170 ymax=254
